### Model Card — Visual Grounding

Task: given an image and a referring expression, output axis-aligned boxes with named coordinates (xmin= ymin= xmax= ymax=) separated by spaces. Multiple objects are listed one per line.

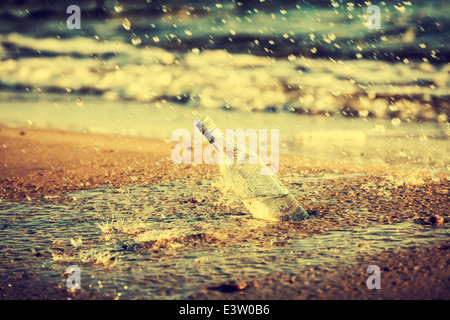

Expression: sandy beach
xmin=1 ymin=126 xmax=448 ymax=300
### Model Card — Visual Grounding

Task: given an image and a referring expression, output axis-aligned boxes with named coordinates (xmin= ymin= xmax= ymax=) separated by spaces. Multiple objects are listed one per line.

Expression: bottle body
xmin=219 ymin=148 xmax=309 ymax=221
xmin=197 ymin=116 xmax=309 ymax=222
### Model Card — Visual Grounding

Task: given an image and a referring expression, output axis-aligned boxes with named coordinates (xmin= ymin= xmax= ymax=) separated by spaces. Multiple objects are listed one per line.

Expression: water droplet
xmin=122 ymin=18 xmax=131 ymax=30
xmin=391 ymin=118 xmax=401 ymax=127
xmin=419 ymin=133 xmax=428 ymax=142
xmin=359 ymin=110 xmax=369 ymax=117
xmin=389 ymin=105 xmax=399 ymax=112
xmin=394 ymin=4 xmax=406 ymax=13
xmin=131 ymin=37 xmax=141 ymax=45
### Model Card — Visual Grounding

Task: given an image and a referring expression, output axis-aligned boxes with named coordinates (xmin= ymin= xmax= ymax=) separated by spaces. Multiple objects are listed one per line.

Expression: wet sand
xmin=0 ymin=126 xmax=449 ymax=300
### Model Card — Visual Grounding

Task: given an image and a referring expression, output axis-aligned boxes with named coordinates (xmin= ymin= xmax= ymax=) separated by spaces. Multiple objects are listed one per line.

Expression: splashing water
xmin=1 ymin=174 xmax=448 ymax=299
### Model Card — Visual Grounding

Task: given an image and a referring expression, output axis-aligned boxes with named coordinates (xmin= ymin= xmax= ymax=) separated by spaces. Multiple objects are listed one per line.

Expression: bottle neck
xmin=196 ymin=115 xmax=224 ymax=146
xmin=197 ymin=116 xmax=257 ymax=165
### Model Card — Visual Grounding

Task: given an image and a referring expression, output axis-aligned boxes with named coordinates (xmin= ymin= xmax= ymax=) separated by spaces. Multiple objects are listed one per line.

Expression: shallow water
xmin=1 ymin=174 xmax=449 ymax=299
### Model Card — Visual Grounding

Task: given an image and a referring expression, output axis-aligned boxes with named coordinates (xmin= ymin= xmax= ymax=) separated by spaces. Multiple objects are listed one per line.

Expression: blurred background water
xmin=0 ymin=0 xmax=448 ymax=171
xmin=0 ymin=0 xmax=448 ymax=119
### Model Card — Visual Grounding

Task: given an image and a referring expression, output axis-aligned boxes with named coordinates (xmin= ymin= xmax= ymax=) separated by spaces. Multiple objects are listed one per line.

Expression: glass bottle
xmin=196 ymin=115 xmax=309 ymax=222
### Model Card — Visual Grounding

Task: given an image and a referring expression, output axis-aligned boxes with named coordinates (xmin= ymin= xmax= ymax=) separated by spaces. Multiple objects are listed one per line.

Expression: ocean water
xmin=0 ymin=0 xmax=449 ymax=299
xmin=0 ymin=0 xmax=449 ymax=121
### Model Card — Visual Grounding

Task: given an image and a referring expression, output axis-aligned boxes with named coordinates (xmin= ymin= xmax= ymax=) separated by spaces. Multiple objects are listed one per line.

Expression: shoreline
xmin=1 ymin=126 xmax=449 ymax=300
xmin=1 ymin=126 xmax=443 ymax=201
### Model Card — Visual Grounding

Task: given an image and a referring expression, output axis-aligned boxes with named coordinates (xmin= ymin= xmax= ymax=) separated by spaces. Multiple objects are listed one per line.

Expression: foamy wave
xmin=0 ymin=34 xmax=448 ymax=121
xmin=0 ymin=33 xmax=176 ymax=64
